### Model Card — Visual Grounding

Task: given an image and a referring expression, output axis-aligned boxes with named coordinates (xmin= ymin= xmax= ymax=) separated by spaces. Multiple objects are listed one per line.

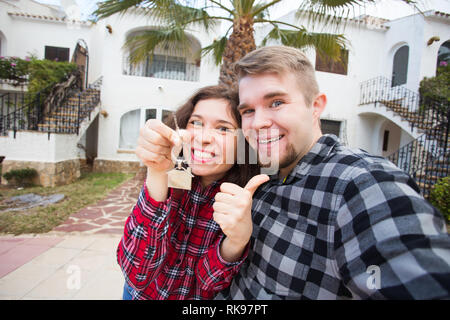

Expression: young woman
xmin=118 ymin=85 xmax=268 ymax=300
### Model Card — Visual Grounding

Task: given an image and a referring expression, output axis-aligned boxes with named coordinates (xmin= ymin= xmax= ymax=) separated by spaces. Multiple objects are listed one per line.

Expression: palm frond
xmin=169 ymin=4 xmax=219 ymax=31
xmin=233 ymin=0 xmax=257 ymax=16
xmin=251 ymin=0 xmax=281 ymax=19
xmin=124 ymin=26 xmax=192 ymax=65
xmin=261 ymin=25 xmax=347 ymax=61
xmin=94 ymin=0 xmax=174 ymax=20
xmin=295 ymin=0 xmax=374 ymax=32
xmin=201 ymin=36 xmax=228 ymax=65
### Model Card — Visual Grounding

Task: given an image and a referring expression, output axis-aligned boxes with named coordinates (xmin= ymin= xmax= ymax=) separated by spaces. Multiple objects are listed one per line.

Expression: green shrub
xmin=27 ymin=57 xmax=77 ymax=99
xmin=429 ymin=176 xmax=450 ymax=222
xmin=3 ymin=168 xmax=38 ymax=187
xmin=0 ymin=56 xmax=30 ymax=84
xmin=0 ymin=55 xmax=77 ymax=106
xmin=419 ymin=64 xmax=450 ymax=114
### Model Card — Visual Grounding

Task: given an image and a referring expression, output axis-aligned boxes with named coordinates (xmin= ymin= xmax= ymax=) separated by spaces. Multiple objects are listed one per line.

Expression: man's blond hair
xmin=234 ymin=46 xmax=319 ymax=106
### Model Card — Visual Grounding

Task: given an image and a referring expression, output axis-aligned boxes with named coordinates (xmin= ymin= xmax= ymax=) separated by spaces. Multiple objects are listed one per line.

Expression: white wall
xmin=0 ymin=130 xmax=83 ymax=162
xmin=95 ymin=13 xmax=222 ymax=162
xmin=420 ymin=15 xmax=450 ymax=79
xmin=0 ymin=3 xmax=92 ymax=61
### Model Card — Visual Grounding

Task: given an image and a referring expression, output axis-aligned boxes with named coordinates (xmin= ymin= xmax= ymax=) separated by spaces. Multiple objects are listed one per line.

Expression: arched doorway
xmin=391 ymin=45 xmax=409 ymax=87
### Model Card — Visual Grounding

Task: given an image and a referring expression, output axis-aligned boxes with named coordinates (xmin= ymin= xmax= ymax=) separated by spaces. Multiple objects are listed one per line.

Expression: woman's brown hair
xmin=164 ymin=85 xmax=260 ymax=187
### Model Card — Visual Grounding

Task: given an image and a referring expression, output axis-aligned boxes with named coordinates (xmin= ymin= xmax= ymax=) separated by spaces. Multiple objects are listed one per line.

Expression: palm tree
xmin=92 ymin=0 xmax=400 ymax=87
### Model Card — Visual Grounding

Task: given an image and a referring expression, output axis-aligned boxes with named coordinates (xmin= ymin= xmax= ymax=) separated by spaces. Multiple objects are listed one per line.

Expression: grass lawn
xmin=0 ymin=172 xmax=134 ymax=235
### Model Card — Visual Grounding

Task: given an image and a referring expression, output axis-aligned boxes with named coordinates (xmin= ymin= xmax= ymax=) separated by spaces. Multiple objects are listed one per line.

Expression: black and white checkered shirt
xmin=216 ymin=134 xmax=450 ymax=299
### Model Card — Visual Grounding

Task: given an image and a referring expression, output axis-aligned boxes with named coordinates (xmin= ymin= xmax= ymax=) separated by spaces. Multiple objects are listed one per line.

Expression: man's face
xmin=238 ymin=72 xmax=325 ymax=175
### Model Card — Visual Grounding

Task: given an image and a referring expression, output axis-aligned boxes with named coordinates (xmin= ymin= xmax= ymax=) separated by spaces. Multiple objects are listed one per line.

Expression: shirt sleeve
xmin=117 ymin=184 xmax=176 ymax=291
xmin=333 ymin=161 xmax=450 ymax=299
xmin=196 ymin=234 xmax=249 ymax=293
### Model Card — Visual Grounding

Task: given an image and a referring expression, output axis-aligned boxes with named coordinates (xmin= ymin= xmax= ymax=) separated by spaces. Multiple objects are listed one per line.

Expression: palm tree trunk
xmin=219 ymin=16 xmax=256 ymax=88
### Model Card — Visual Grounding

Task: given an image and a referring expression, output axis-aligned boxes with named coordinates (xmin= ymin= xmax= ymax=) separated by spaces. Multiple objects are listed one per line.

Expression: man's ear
xmin=312 ymin=93 xmax=327 ymax=123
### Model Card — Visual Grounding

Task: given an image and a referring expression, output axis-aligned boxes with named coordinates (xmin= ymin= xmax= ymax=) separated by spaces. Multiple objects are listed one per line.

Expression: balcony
xmin=123 ymin=54 xmax=200 ymax=82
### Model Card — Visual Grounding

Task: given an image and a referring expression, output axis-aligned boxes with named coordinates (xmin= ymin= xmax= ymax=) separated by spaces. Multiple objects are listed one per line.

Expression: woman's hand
xmin=135 ymin=119 xmax=186 ymax=173
xmin=135 ymin=119 xmax=190 ymax=201
xmin=213 ymin=174 xmax=270 ymax=262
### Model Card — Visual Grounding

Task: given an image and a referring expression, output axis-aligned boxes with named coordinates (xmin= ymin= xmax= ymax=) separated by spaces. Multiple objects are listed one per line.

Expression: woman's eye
xmin=217 ymin=126 xmax=233 ymax=133
xmin=270 ymin=100 xmax=283 ymax=108
xmin=189 ymin=120 xmax=202 ymax=126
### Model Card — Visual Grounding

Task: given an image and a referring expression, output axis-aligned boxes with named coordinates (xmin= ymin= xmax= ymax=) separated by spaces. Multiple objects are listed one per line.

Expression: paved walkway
xmin=0 ymin=174 xmax=144 ymax=300
xmin=51 ymin=176 xmax=142 ymax=235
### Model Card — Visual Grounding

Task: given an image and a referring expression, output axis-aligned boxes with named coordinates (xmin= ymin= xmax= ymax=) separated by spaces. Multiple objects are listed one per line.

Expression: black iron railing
xmin=0 ymin=79 xmax=101 ymax=137
xmin=360 ymin=76 xmax=449 ymax=198
xmin=387 ymin=115 xmax=449 ymax=193
xmin=359 ymin=76 xmax=446 ymax=133
xmin=1 ymin=91 xmax=43 ymax=137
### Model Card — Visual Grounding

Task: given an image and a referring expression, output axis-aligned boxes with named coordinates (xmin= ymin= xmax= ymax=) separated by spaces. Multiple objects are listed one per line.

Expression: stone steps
xmin=38 ymin=89 xmax=100 ymax=133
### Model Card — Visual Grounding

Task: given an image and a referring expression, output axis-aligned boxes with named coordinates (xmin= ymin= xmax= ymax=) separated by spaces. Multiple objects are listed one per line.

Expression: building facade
xmin=0 ymin=0 xmax=449 ymax=190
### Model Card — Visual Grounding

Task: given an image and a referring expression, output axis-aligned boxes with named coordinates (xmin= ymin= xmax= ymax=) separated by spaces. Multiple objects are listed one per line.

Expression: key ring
xmin=167 ymin=112 xmax=193 ymax=190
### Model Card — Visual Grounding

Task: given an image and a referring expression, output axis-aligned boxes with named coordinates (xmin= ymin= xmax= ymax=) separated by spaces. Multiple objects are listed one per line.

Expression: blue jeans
xmin=122 ymin=281 xmax=134 ymax=300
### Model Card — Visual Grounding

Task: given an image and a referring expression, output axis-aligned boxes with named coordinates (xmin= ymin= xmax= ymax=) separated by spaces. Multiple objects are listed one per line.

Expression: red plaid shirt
xmin=117 ymin=177 xmax=248 ymax=300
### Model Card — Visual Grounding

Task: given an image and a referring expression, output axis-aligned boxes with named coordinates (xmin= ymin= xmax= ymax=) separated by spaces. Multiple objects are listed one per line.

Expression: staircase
xmin=0 ymin=76 xmax=102 ymax=137
xmin=37 ymin=87 xmax=100 ymax=134
xmin=360 ymin=76 xmax=449 ymax=198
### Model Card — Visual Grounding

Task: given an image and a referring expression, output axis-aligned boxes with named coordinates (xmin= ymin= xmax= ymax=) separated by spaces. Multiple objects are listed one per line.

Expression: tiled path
xmin=0 ymin=234 xmax=124 ymax=299
xmin=0 ymin=173 xmax=144 ymax=299
xmin=50 ymin=175 xmax=143 ymax=235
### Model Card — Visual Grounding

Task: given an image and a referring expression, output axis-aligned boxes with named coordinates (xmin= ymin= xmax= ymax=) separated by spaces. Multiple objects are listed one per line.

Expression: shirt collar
xmin=268 ymin=134 xmax=340 ymax=185
xmin=189 ymin=176 xmax=222 ymax=204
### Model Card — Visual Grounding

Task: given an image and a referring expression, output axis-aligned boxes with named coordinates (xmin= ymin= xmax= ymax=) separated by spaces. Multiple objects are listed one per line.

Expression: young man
xmin=216 ymin=46 xmax=450 ymax=299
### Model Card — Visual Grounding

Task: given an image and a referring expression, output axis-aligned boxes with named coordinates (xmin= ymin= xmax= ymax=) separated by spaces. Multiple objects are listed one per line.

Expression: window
xmin=119 ymin=109 xmax=140 ymax=149
xmin=437 ymin=40 xmax=450 ymax=70
xmin=315 ymin=49 xmax=348 ymax=75
xmin=145 ymin=55 xmax=186 ymax=80
xmin=162 ymin=110 xmax=173 ymax=125
xmin=145 ymin=109 xmax=157 ymax=121
xmin=125 ymin=52 xmax=199 ymax=81
xmin=391 ymin=45 xmax=409 ymax=87
xmin=119 ymin=108 xmax=177 ymax=149
xmin=321 ymin=119 xmax=341 ymax=137
xmin=45 ymin=46 xmax=70 ymax=62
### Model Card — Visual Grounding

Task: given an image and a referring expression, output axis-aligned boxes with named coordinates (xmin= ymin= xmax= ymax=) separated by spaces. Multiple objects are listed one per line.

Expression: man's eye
xmin=241 ymin=109 xmax=254 ymax=116
xmin=270 ymin=100 xmax=283 ymax=108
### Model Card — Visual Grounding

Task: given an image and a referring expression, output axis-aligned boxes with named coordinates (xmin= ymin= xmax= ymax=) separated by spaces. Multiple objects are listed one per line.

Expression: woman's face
xmin=185 ymin=98 xmax=238 ymax=185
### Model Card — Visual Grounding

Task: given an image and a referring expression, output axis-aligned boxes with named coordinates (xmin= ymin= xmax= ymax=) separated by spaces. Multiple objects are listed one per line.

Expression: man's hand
xmin=213 ymin=174 xmax=270 ymax=262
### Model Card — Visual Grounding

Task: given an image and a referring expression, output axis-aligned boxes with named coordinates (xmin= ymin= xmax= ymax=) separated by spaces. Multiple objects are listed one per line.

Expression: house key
xmin=167 ymin=112 xmax=193 ymax=190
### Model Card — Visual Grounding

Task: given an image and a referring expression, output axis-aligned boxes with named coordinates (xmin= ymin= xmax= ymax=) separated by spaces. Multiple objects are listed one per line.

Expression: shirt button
xmin=176 ymin=259 xmax=181 ymax=264
xmin=184 ymin=229 xmax=189 ymax=235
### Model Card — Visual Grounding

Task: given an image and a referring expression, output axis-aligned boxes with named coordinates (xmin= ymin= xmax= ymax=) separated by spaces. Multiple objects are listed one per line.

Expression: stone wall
xmin=1 ymin=159 xmax=81 ymax=187
xmin=93 ymin=159 xmax=141 ymax=174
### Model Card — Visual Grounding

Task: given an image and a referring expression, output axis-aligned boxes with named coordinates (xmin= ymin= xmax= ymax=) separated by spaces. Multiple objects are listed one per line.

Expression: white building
xmin=0 ymin=0 xmax=449 ymax=191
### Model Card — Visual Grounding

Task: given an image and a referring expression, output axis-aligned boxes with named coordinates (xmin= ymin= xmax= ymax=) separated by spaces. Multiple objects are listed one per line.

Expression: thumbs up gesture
xmin=213 ymin=174 xmax=270 ymax=261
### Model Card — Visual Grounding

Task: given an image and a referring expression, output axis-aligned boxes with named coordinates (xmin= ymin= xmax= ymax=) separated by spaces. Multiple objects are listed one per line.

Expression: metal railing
xmin=360 ymin=76 xmax=449 ymax=198
xmin=359 ymin=76 xmax=445 ymax=133
xmin=387 ymin=117 xmax=448 ymax=177
xmin=0 ymin=83 xmax=100 ymax=137
xmin=124 ymin=61 xmax=200 ymax=82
